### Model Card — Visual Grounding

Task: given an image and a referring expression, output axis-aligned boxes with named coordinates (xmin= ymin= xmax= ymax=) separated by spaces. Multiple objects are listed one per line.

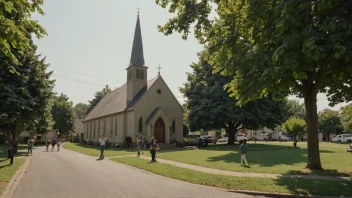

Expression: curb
xmin=227 ymin=190 xmax=340 ymax=198
xmin=0 ymin=157 xmax=30 ymax=198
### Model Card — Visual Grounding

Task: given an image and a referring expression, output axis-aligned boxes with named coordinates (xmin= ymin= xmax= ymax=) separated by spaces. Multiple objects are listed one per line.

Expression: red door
xmin=154 ymin=118 xmax=165 ymax=143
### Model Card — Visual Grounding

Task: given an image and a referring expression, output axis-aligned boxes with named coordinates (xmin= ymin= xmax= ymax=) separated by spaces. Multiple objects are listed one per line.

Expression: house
xmin=82 ymin=13 xmax=183 ymax=145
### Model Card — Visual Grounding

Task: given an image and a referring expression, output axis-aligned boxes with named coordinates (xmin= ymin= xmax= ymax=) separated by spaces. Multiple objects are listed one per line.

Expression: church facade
xmin=82 ymin=14 xmax=183 ymax=145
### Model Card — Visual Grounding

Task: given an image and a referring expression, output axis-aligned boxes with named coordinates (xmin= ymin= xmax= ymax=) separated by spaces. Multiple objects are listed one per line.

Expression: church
xmin=82 ymin=13 xmax=183 ymax=146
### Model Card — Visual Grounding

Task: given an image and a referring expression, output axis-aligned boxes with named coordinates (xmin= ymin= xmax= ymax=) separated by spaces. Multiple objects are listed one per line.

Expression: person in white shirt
xmin=99 ymin=135 xmax=107 ymax=160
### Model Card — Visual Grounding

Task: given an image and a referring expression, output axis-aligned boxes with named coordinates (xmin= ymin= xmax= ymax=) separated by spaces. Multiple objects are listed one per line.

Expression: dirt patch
xmin=0 ymin=182 xmax=8 ymax=188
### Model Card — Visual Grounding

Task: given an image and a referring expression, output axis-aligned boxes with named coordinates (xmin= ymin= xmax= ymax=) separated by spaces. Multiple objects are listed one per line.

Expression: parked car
xmin=279 ymin=135 xmax=292 ymax=141
xmin=199 ymin=135 xmax=217 ymax=144
xmin=217 ymin=137 xmax=228 ymax=143
xmin=235 ymin=134 xmax=247 ymax=142
xmin=253 ymin=133 xmax=272 ymax=141
xmin=331 ymin=134 xmax=352 ymax=144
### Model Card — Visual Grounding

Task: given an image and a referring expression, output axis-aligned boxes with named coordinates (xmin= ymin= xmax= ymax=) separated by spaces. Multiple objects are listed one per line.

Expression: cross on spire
xmin=137 ymin=6 xmax=140 ymax=14
xmin=157 ymin=65 xmax=162 ymax=76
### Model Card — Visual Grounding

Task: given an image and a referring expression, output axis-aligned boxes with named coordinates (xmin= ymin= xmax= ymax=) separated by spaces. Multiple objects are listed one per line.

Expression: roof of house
xmin=83 ymin=76 xmax=159 ymax=122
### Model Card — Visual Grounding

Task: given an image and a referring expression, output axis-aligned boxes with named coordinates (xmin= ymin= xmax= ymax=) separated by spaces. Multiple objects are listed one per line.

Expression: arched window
xmin=128 ymin=70 xmax=132 ymax=80
xmin=136 ymin=69 xmax=140 ymax=79
xmin=138 ymin=117 xmax=143 ymax=133
xmin=140 ymin=70 xmax=144 ymax=80
xmin=172 ymin=119 xmax=176 ymax=133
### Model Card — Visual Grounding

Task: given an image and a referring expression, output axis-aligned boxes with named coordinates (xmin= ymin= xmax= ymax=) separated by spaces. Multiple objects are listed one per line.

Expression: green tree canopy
xmin=51 ymin=94 xmax=74 ymax=136
xmin=183 ymin=124 xmax=189 ymax=138
xmin=0 ymin=43 xmax=54 ymax=145
xmin=181 ymin=52 xmax=288 ymax=144
xmin=341 ymin=104 xmax=352 ymax=133
xmin=73 ymin=102 xmax=89 ymax=119
xmin=318 ymin=109 xmax=343 ymax=141
xmin=0 ymin=0 xmax=47 ymax=65
xmin=282 ymin=117 xmax=307 ymax=147
xmin=286 ymin=100 xmax=306 ymax=120
xmin=87 ymin=85 xmax=112 ymax=114
xmin=156 ymin=0 xmax=352 ymax=169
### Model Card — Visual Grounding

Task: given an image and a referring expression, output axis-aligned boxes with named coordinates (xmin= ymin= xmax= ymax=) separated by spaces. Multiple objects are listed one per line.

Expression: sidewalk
xmin=132 ymin=156 xmax=352 ymax=182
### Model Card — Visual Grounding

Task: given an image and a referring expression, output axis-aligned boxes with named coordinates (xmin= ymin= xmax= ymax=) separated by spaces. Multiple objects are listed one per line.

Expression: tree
xmin=156 ymin=0 xmax=352 ymax=169
xmin=282 ymin=117 xmax=307 ymax=147
xmin=0 ymin=43 xmax=54 ymax=151
xmin=286 ymin=100 xmax=306 ymax=120
xmin=181 ymin=52 xmax=288 ymax=144
xmin=51 ymin=94 xmax=74 ymax=136
xmin=319 ymin=109 xmax=343 ymax=141
xmin=87 ymin=85 xmax=112 ymax=114
xmin=341 ymin=104 xmax=352 ymax=133
xmin=0 ymin=0 xmax=47 ymax=65
xmin=73 ymin=103 xmax=89 ymax=119
xmin=183 ymin=124 xmax=189 ymax=138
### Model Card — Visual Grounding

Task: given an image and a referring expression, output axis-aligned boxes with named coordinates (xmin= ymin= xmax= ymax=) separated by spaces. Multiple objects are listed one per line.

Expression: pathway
xmin=11 ymin=147 xmax=254 ymax=198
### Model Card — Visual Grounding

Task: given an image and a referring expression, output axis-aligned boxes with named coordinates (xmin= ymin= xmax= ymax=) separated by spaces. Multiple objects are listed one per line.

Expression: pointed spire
xmin=129 ymin=12 xmax=145 ymax=67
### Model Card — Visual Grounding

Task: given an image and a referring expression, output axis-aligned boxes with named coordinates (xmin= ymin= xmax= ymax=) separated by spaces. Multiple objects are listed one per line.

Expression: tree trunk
xmin=227 ymin=124 xmax=235 ymax=145
xmin=293 ymin=138 xmax=297 ymax=147
xmin=304 ymin=92 xmax=322 ymax=169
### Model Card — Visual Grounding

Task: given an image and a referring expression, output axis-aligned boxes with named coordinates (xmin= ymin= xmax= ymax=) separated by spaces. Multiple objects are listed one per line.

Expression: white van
xmin=253 ymin=133 xmax=272 ymax=141
xmin=331 ymin=134 xmax=352 ymax=144
xmin=235 ymin=134 xmax=247 ymax=142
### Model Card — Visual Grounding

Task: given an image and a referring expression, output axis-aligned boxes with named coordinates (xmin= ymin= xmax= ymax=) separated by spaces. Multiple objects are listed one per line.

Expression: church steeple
xmin=129 ymin=13 xmax=145 ymax=66
xmin=126 ymin=11 xmax=148 ymax=105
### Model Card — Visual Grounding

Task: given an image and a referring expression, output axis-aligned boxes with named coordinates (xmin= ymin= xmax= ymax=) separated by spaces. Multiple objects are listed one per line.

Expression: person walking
xmin=51 ymin=137 xmax=57 ymax=151
xmin=99 ymin=135 xmax=107 ymax=160
xmin=197 ymin=137 xmax=203 ymax=149
xmin=149 ymin=136 xmax=158 ymax=162
xmin=6 ymin=138 xmax=14 ymax=165
xmin=136 ymin=135 xmax=141 ymax=157
xmin=27 ymin=137 xmax=34 ymax=155
xmin=240 ymin=139 xmax=249 ymax=166
xmin=57 ymin=138 xmax=62 ymax=151
xmin=45 ymin=139 xmax=51 ymax=152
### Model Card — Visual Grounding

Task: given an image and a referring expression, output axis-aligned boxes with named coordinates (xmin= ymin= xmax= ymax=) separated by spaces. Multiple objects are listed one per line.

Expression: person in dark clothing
xmin=6 ymin=138 xmax=14 ymax=165
xmin=149 ymin=136 xmax=157 ymax=162
xmin=197 ymin=138 xmax=203 ymax=149
xmin=240 ymin=139 xmax=249 ymax=166
xmin=137 ymin=135 xmax=141 ymax=157
xmin=204 ymin=138 xmax=208 ymax=147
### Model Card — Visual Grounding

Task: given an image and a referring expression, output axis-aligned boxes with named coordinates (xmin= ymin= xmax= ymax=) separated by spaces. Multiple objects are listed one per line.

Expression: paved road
xmin=13 ymin=146 xmax=254 ymax=198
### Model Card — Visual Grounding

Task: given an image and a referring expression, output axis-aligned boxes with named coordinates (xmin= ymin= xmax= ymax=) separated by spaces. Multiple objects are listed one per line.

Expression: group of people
xmin=97 ymin=134 xmax=159 ymax=162
xmin=45 ymin=137 xmax=62 ymax=152
xmin=136 ymin=135 xmax=158 ymax=162
xmin=96 ymin=134 xmax=247 ymax=166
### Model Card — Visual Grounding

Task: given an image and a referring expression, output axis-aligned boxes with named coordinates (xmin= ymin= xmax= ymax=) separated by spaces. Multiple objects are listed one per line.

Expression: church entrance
xmin=154 ymin=118 xmax=165 ymax=143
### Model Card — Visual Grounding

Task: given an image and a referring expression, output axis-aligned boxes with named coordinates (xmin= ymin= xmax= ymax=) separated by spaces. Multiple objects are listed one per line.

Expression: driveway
xmin=12 ymin=146 xmax=253 ymax=198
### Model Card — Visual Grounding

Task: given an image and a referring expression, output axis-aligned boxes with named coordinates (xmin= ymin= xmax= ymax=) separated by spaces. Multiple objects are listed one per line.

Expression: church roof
xmin=84 ymin=76 xmax=159 ymax=122
xmin=129 ymin=14 xmax=145 ymax=67
xmin=145 ymin=107 xmax=161 ymax=124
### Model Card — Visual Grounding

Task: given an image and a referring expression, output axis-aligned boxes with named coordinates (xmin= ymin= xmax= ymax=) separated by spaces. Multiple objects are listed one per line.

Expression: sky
xmin=32 ymin=0 xmax=349 ymax=112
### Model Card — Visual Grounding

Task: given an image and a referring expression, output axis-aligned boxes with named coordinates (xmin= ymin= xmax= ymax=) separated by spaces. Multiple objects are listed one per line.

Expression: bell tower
xmin=126 ymin=12 xmax=148 ymax=104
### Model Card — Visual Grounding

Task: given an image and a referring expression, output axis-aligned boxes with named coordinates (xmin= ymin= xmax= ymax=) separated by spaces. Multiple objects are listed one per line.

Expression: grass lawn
xmin=63 ymin=142 xmax=352 ymax=176
xmin=156 ymin=141 xmax=352 ymax=176
xmin=113 ymin=157 xmax=352 ymax=197
xmin=0 ymin=145 xmax=26 ymax=195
